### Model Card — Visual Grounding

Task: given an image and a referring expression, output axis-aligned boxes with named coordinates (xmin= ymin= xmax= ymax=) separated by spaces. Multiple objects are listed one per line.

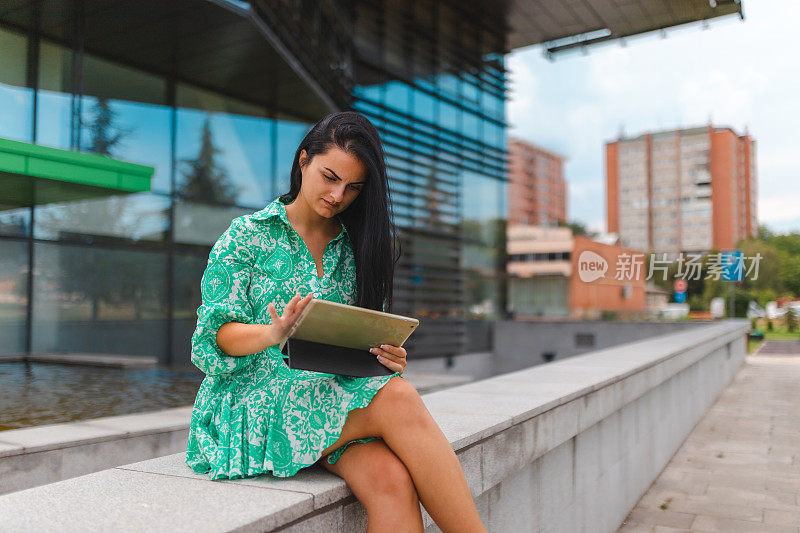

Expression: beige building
xmin=507 ymin=225 xmax=572 ymax=317
xmin=645 ymin=282 xmax=670 ymax=313
xmin=507 ymin=225 xmax=646 ymax=318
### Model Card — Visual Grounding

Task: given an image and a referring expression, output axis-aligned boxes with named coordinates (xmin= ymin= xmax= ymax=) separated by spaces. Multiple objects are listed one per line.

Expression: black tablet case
xmin=281 ymin=337 xmax=396 ymax=377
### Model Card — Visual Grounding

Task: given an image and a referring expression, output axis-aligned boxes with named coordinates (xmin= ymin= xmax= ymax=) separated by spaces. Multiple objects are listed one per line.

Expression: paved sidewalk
xmin=619 ymin=342 xmax=800 ymax=532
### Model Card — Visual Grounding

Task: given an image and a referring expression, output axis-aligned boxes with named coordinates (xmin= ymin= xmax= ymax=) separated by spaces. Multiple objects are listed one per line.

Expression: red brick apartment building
xmin=508 ymin=137 xmax=567 ymax=227
xmin=568 ymin=235 xmax=646 ymax=316
xmin=606 ymin=125 xmax=757 ymax=253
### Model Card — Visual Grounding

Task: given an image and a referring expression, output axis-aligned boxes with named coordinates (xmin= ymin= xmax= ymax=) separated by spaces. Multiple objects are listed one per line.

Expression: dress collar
xmin=252 ymin=196 xmax=349 ymax=242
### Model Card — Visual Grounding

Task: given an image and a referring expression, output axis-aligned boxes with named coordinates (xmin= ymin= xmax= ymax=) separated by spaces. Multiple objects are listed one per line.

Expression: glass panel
xmin=485 ymin=121 xmax=505 ymax=150
xmin=411 ymin=39 xmax=436 ymax=92
xmin=481 ymin=119 xmax=494 ymax=148
xmin=31 ymin=243 xmax=168 ymax=357
xmin=171 ymin=251 xmax=209 ymax=361
xmin=437 ymin=4 xmax=460 ymax=99
xmin=33 ymin=193 xmax=170 ymax=242
xmin=465 ymin=317 xmax=492 ymax=352
xmin=0 ymin=240 xmax=29 ymax=354
xmin=461 ymin=74 xmax=479 ymax=105
xmin=385 ymin=80 xmax=410 ymax=113
xmin=481 ymin=89 xmax=502 ymax=121
xmin=349 ymin=11 xmax=510 ymax=355
xmin=354 ymin=82 xmax=384 ymax=105
xmin=36 ymin=40 xmax=73 ymax=149
xmin=0 ymin=27 xmax=33 ymax=142
xmin=462 ymin=110 xmax=480 ymax=140
xmin=76 ymin=94 xmax=172 ymax=193
xmin=508 ymin=277 xmax=569 ymax=317
xmin=435 ymin=70 xmax=459 ymax=99
xmin=463 ymin=243 xmax=497 ymax=272
xmin=77 ymin=55 xmax=172 ymax=193
xmin=495 ymin=92 xmax=506 ymax=122
xmin=354 ymin=1 xmax=381 ymax=64
xmin=274 ymin=115 xmax=310 ymax=198
xmin=411 ymin=88 xmax=435 ymax=123
xmin=0 ymin=206 xmax=31 ymax=237
xmin=466 ymin=273 xmax=499 ymax=319
xmin=173 ymin=201 xmax=253 ymax=246
xmin=385 ymin=1 xmax=407 ymax=73
xmin=439 ymin=100 xmax=459 ymax=132
xmin=462 ymin=172 xmax=502 ymax=243
xmin=38 ymin=43 xmax=173 ymax=193
xmin=176 ymin=84 xmax=273 ymax=207
xmin=353 ymin=98 xmax=384 ymax=119
xmin=499 ymin=175 xmax=508 ymax=220
xmin=81 ymin=54 xmax=166 ymax=106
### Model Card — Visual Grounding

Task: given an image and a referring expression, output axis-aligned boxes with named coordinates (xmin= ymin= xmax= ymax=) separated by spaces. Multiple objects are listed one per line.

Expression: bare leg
xmin=320 ymin=377 xmax=486 ymax=533
xmin=320 ymin=439 xmax=423 ymax=532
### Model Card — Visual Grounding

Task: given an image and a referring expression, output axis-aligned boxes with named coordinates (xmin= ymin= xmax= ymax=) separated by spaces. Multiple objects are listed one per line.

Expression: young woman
xmin=185 ymin=111 xmax=486 ymax=532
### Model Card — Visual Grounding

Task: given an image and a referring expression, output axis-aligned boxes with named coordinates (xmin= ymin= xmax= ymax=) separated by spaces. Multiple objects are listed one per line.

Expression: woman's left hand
xmin=370 ymin=344 xmax=407 ymax=374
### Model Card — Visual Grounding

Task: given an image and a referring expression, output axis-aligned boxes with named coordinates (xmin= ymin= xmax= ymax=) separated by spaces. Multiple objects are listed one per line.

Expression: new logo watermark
xmin=578 ymin=250 xmax=608 ymax=282
xmin=577 ymin=251 xmax=762 ymax=283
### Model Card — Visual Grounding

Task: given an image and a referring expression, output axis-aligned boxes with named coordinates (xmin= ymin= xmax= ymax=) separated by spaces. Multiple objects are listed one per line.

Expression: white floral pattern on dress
xmin=185 ymin=196 xmax=401 ymax=480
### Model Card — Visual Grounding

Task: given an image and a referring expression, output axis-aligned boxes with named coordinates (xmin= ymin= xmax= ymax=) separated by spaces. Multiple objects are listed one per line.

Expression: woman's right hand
xmin=269 ymin=292 xmax=314 ymax=345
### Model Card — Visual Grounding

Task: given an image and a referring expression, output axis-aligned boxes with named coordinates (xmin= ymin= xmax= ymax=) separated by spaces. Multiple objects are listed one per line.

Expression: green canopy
xmin=0 ymin=137 xmax=153 ymax=208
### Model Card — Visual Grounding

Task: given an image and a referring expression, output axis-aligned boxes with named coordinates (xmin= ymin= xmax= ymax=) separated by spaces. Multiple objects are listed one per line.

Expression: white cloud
xmin=759 ymin=196 xmax=800 ymax=224
xmin=506 ymin=55 xmax=539 ymax=130
xmin=678 ymin=67 xmax=767 ymax=125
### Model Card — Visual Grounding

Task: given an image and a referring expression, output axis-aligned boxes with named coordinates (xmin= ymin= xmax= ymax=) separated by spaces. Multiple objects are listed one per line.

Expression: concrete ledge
xmin=0 ymin=407 xmax=193 ymax=496
xmin=0 ymin=353 xmax=159 ymax=368
xmin=0 ymin=373 xmax=471 ymax=496
xmin=0 ymin=407 xmax=193 ymax=458
xmin=0 ymin=321 xmax=750 ymax=532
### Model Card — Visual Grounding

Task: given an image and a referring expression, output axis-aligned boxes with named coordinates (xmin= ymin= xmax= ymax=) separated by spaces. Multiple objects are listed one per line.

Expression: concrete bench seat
xmin=0 ymin=320 xmax=749 ymax=532
xmin=0 ymin=373 xmax=472 ymax=496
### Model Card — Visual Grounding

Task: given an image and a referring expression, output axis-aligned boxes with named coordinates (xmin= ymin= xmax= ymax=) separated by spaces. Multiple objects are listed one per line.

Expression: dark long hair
xmin=279 ymin=111 xmax=400 ymax=313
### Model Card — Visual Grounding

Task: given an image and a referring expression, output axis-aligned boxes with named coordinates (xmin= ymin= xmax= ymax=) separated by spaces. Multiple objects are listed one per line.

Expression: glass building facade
xmin=350 ymin=1 xmax=507 ymax=355
xmin=0 ymin=0 xmax=507 ymax=364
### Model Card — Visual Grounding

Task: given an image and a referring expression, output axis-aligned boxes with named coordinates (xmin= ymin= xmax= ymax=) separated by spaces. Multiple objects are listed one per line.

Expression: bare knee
xmin=381 ymin=376 xmax=420 ymax=402
xmin=329 ymin=440 xmax=418 ymax=510
xmin=370 ymin=377 xmax=430 ymax=430
xmin=360 ymin=447 xmax=418 ymax=507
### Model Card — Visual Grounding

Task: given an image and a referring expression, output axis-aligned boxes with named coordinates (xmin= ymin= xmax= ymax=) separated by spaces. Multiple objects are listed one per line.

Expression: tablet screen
xmin=281 ymin=299 xmax=419 ymax=351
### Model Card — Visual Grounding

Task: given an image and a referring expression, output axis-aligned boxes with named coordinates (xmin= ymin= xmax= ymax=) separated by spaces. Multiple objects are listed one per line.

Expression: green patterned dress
xmin=185 ymin=195 xmax=402 ymax=480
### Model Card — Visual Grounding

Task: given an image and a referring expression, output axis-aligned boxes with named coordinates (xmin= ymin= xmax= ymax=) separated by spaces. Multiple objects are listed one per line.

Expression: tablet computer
xmin=278 ymin=299 xmax=419 ymax=377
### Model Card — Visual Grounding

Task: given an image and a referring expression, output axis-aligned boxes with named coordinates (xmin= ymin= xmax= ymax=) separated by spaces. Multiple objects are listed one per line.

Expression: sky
xmin=507 ymin=0 xmax=800 ymax=235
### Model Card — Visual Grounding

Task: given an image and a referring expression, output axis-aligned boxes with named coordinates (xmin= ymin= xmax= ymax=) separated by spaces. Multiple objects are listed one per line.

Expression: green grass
xmin=749 ymin=323 xmax=800 ymax=353
xmin=763 ymin=330 xmax=800 ymax=340
xmin=750 ymin=321 xmax=800 ymax=343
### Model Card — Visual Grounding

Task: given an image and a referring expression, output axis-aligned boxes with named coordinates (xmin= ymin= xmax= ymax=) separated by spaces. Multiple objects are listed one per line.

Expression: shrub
xmin=787 ymin=308 xmax=798 ymax=333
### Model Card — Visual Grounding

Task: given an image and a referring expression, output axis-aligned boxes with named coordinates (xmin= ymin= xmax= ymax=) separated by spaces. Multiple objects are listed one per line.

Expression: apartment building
xmin=508 ymin=137 xmax=567 ymax=227
xmin=606 ymin=125 xmax=757 ymax=254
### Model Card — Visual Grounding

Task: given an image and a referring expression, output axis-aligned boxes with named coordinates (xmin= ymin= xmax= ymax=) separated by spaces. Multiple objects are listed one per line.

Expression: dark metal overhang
xmin=0 ymin=0 xmax=339 ymax=120
xmin=0 ymin=0 xmax=746 ymax=103
xmin=505 ymin=0 xmax=744 ymax=55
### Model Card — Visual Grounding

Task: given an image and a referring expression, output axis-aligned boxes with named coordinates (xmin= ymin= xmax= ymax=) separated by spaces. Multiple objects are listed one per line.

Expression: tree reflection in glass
xmin=178 ymin=116 xmax=237 ymax=205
